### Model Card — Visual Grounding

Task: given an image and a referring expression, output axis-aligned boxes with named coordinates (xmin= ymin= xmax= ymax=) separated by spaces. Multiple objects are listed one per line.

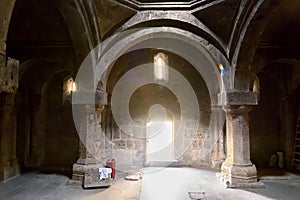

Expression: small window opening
xmin=154 ymin=52 xmax=169 ymax=82
xmin=253 ymin=76 xmax=260 ymax=93
xmin=63 ymin=77 xmax=76 ymax=103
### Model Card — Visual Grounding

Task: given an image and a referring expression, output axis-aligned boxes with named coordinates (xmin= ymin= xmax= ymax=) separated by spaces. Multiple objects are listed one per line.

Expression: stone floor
xmin=141 ymin=167 xmax=300 ymax=200
xmin=0 ymin=171 xmax=142 ymax=200
xmin=0 ymin=167 xmax=299 ymax=200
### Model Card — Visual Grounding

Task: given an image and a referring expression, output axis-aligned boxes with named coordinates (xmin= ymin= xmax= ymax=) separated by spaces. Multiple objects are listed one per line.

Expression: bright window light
xmin=154 ymin=52 xmax=168 ymax=82
xmin=72 ymin=82 xmax=77 ymax=92
xmin=157 ymin=57 xmax=163 ymax=79
xmin=63 ymin=77 xmax=76 ymax=103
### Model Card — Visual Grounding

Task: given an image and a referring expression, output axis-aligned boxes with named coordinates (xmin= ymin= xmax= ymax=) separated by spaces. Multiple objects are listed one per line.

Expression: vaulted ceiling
xmin=5 ymin=0 xmax=300 ymax=76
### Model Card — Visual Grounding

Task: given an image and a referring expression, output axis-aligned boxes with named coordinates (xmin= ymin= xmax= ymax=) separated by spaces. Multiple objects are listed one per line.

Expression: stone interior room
xmin=0 ymin=0 xmax=300 ymax=199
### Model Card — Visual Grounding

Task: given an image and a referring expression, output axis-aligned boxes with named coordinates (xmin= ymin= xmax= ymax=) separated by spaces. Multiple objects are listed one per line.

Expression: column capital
xmin=218 ymin=91 xmax=259 ymax=107
xmin=222 ymin=105 xmax=252 ymax=114
xmin=0 ymin=55 xmax=19 ymax=94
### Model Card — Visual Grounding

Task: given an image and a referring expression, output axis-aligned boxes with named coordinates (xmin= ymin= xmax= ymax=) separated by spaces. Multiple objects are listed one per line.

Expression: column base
xmin=211 ymin=159 xmax=225 ymax=170
xmin=0 ymin=159 xmax=20 ymax=182
xmin=72 ymin=162 xmax=103 ymax=185
xmin=217 ymin=162 xmax=265 ymax=188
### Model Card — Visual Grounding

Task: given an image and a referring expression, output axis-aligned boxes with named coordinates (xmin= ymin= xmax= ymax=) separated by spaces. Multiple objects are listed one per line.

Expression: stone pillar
xmin=0 ymin=55 xmax=20 ymax=182
xmin=218 ymin=91 xmax=263 ymax=187
xmin=72 ymin=104 xmax=104 ymax=184
xmin=211 ymin=105 xmax=226 ymax=169
xmin=221 ymin=106 xmax=258 ymax=185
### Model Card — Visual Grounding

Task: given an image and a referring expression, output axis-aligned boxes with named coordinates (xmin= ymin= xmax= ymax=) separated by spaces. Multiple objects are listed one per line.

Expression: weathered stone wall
xmin=0 ymin=0 xmax=15 ymax=55
xmin=0 ymin=92 xmax=20 ymax=181
xmin=43 ymin=73 xmax=78 ymax=168
xmin=0 ymin=54 xmax=20 ymax=181
xmin=250 ymin=64 xmax=297 ymax=169
xmin=250 ymin=74 xmax=282 ymax=167
xmin=100 ymin=47 xmax=224 ymax=170
xmin=15 ymin=68 xmax=79 ymax=173
xmin=99 ymin=122 xmax=143 ymax=168
xmin=179 ymin=126 xmax=211 ymax=168
xmin=0 ymin=55 xmax=18 ymax=93
xmin=100 ymin=107 xmax=222 ymax=170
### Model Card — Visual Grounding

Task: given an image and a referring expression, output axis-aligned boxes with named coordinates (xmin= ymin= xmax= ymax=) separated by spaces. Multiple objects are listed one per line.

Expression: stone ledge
xmin=218 ymin=91 xmax=259 ymax=106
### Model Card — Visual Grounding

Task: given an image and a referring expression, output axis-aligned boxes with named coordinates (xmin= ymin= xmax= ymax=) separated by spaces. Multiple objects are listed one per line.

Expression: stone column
xmin=72 ymin=104 xmax=103 ymax=183
xmin=0 ymin=55 xmax=20 ymax=182
xmin=210 ymin=105 xmax=226 ymax=169
xmin=218 ymin=91 xmax=262 ymax=187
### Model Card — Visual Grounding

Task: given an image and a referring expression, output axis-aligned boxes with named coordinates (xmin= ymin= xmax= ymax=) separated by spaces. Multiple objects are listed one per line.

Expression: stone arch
xmin=232 ymin=0 xmax=280 ymax=90
xmin=16 ymin=59 xmax=78 ymax=174
xmin=18 ymin=59 xmax=67 ymax=88
xmin=6 ymin=0 xmax=82 ymax=74
xmin=120 ymin=17 xmax=227 ymax=56
xmin=91 ymin=27 xmax=228 ymax=99
xmin=249 ymin=64 xmax=287 ymax=168
xmin=249 ymin=59 xmax=299 ymax=169
xmin=73 ymin=26 xmax=228 ymax=169
xmin=272 ymin=59 xmax=300 ymax=94
xmin=54 ymin=0 xmax=93 ymax=68
xmin=73 ymin=26 xmax=229 ymax=119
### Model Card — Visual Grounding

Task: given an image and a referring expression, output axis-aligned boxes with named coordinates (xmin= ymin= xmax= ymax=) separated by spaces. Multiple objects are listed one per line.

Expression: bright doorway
xmin=147 ymin=120 xmax=174 ymax=162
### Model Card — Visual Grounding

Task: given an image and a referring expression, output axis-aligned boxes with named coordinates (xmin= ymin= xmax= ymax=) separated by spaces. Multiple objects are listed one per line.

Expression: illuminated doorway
xmin=147 ymin=120 xmax=174 ymax=162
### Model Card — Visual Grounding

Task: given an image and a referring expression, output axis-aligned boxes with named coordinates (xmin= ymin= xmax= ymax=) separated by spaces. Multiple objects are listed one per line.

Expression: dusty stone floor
xmin=141 ymin=167 xmax=300 ymax=200
xmin=0 ymin=167 xmax=299 ymax=200
xmin=0 ymin=171 xmax=142 ymax=200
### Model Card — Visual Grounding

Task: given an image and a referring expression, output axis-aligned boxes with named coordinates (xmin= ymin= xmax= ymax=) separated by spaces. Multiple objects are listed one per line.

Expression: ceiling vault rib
xmin=85 ymin=0 xmax=101 ymax=46
xmin=231 ymin=0 xmax=264 ymax=68
xmin=228 ymin=0 xmax=258 ymax=62
xmin=74 ymin=0 xmax=95 ymax=51
xmin=191 ymin=0 xmax=225 ymax=13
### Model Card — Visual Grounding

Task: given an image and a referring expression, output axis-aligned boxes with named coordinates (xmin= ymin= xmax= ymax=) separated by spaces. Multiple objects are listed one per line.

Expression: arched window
xmin=63 ymin=77 xmax=76 ymax=103
xmin=154 ymin=52 xmax=169 ymax=82
xmin=253 ymin=76 xmax=260 ymax=93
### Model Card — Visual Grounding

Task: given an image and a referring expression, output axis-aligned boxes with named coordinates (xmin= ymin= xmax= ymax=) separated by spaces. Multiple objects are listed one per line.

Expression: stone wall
xmin=99 ymin=107 xmax=223 ymax=171
xmin=15 ymin=69 xmax=79 ymax=174
xmin=43 ymin=73 xmax=79 ymax=169
xmin=100 ymin=123 xmax=142 ymax=169
xmin=179 ymin=126 xmax=211 ymax=168
xmin=0 ymin=55 xmax=18 ymax=93
xmin=0 ymin=54 xmax=20 ymax=181
xmin=250 ymin=64 xmax=297 ymax=169
xmin=100 ymin=48 xmax=224 ymax=171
